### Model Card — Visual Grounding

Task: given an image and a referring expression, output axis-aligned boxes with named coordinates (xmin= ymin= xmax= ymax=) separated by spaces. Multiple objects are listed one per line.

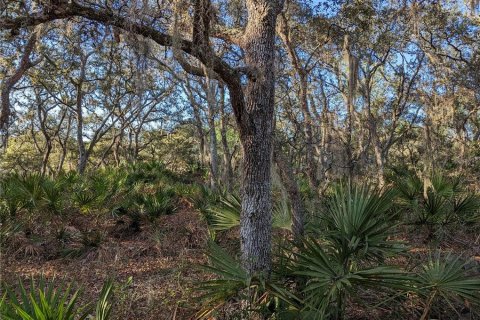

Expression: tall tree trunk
xmin=186 ymin=80 xmax=206 ymax=167
xmin=343 ymin=90 xmax=355 ymax=180
xmin=239 ymin=0 xmax=283 ymax=275
xmin=205 ymin=78 xmax=219 ymax=189
xmin=364 ymin=76 xmax=386 ymax=188
xmin=342 ymin=35 xmax=358 ymax=181
xmin=133 ymin=130 xmax=141 ymax=162
xmin=299 ymin=75 xmax=318 ymax=190
xmin=372 ymin=133 xmax=386 ymax=188
xmin=423 ymin=101 xmax=434 ymax=198
xmin=219 ymin=85 xmax=233 ymax=191
xmin=76 ymin=54 xmax=88 ymax=174
xmin=41 ymin=142 xmax=52 ymax=176
xmin=114 ymin=132 xmax=123 ymax=166
xmin=312 ymin=86 xmax=332 ymax=194
xmin=0 ymin=30 xmax=38 ymax=150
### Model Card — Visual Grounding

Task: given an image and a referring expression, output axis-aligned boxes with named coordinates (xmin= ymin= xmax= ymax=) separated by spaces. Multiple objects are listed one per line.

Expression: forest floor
xmin=2 ymin=204 xmax=480 ymax=319
xmin=1 ymin=201 xmax=213 ymax=320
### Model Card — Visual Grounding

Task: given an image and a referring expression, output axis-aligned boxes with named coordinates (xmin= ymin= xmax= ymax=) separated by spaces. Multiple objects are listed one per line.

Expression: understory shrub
xmin=0 ymin=277 xmax=116 ymax=320
xmin=199 ymin=183 xmax=480 ymax=319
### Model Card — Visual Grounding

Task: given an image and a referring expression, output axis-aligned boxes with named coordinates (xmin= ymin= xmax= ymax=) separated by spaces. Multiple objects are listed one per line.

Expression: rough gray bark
xmin=239 ymin=0 xmax=283 ymax=274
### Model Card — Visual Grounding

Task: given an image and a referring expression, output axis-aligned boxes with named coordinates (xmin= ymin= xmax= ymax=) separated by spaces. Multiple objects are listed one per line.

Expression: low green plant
xmin=0 ymin=277 xmax=90 ymax=320
xmin=395 ymin=172 xmax=480 ymax=226
xmin=95 ymin=279 xmax=114 ymax=320
xmin=0 ymin=221 xmax=21 ymax=248
xmin=415 ymin=253 xmax=480 ymax=319
xmin=199 ymin=184 xmax=416 ymax=319
xmin=292 ymin=238 xmax=411 ymax=319
xmin=40 ymin=179 xmax=65 ymax=215
xmin=61 ymin=229 xmax=105 ymax=258
xmin=282 ymin=183 xmax=409 ymax=319
xmin=196 ymin=242 xmax=276 ymax=319
xmin=0 ymin=175 xmax=26 ymax=218
xmin=1 ymin=277 xmax=118 ymax=320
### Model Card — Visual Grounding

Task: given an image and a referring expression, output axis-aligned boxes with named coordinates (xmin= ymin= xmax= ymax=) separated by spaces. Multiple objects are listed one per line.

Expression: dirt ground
xmin=2 ymin=208 xmax=480 ymax=320
xmin=1 ymin=206 xmax=212 ymax=320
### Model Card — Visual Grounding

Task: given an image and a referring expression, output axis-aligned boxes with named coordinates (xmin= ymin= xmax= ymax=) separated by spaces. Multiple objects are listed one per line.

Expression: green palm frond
xmin=72 ymin=189 xmax=99 ymax=214
xmin=0 ymin=176 xmax=26 ymax=217
xmin=294 ymin=238 xmax=411 ymax=319
xmin=40 ymin=179 xmax=65 ymax=215
xmin=207 ymin=194 xmax=241 ymax=231
xmin=15 ymin=173 xmax=44 ymax=213
xmin=272 ymin=198 xmax=292 ymax=231
xmin=207 ymin=193 xmax=293 ymax=232
xmin=137 ymin=189 xmax=176 ymax=220
xmin=422 ymin=191 xmax=447 ymax=222
xmin=395 ymin=174 xmax=423 ymax=201
xmin=452 ymin=194 xmax=480 ymax=222
xmin=416 ymin=253 xmax=480 ymax=307
xmin=322 ymin=183 xmax=403 ymax=262
xmin=430 ymin=174 xmax=456 ymax=197
xmin=1 ymin=277 xmax=119 ymax=320
xmin=394 ymin=172 xmax=480 ymax=226
xmin=198 ymin=241 xmax=249 ymax=305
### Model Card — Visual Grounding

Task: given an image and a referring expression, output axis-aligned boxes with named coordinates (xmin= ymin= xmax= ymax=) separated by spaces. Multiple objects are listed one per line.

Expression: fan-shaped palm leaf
xmin=415 ymin=253 xmax=480 ymax=319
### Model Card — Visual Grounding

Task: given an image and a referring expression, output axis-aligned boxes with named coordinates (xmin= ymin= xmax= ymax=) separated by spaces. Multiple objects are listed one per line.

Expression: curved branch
xmin=1 ymin=1 xmax=246 ymax=124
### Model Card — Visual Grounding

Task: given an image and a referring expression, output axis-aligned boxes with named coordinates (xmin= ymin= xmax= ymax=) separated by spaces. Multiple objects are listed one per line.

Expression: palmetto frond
xmin=394 ymin=172 xmax=480 ymax=225
xmin=415 ymin=253 xmax=480 ymax=315
xmin=207 ymin=193 xmax=293 ymax=232
xmin=197 ymin=241 xmax=250 ymax=307
xmin=321 ymin=183 xmax=404 ymax=262
xmin=294 ymin=238 xmax=411 ymax=319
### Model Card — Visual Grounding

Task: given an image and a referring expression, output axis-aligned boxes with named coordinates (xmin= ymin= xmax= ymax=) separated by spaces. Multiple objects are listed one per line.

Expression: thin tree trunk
xmin=312 ymin=85 xmax=332 ymax=192
xmin=41 ymin=142 xmax=52 ymax=176
xmin=186 ymin=80 xmax=206 ymax=167
xmin=423 ymin=102 xmax=434 ymax=198
xmin=114 ymin=132 xmax=123 ymax=166
xmin=342 ymin=35 xmax=358 ymax=181
xmin=57 ymin=112 xmax=72 ymax=174
xmin=274 ymin=143 xmax=304 ymax=241
xmin=205 ymin=78 xmax=219 ymax=189
xmin=364 ymin=76 xmax=386 ymax=188
xmin=76 ymin=54 xmax=88 ymax=174
xmin=278 ymin=14 xmax=318 ymax=190
xmin=219 ymin=85 xmax=233 ymax=191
